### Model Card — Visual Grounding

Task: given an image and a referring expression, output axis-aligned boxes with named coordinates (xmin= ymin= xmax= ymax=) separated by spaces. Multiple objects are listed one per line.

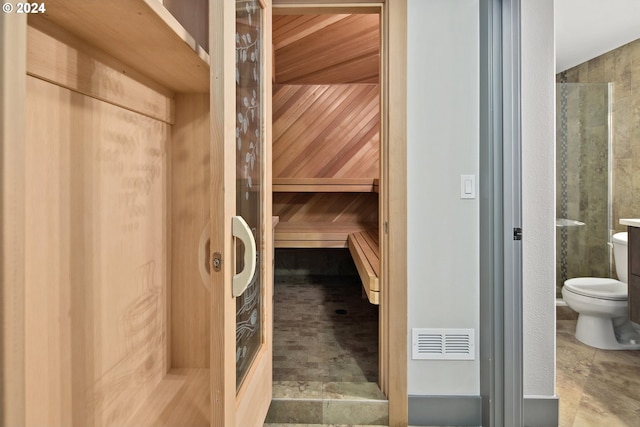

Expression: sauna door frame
xmin=271 ymin=1 xmax=408 ymax=425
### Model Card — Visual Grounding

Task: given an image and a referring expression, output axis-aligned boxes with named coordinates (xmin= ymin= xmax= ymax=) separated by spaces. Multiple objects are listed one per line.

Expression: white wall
xmin=407 ymin=0 xmax=480 ymax=395
xmin=522 ymin=0 xmax=557 ymax=397
xmin=555 ymin=0 xmax=640 ymax=72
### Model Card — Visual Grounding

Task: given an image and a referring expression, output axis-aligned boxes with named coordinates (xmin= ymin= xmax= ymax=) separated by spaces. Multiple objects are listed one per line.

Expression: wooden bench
xmin=348 ymin=229 xmax=380 ymax=305
xmin=274 ymin=222 xmax=376 ymax=248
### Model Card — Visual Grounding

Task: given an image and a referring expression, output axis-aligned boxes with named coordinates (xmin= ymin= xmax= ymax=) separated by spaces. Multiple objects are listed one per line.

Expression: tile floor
xmin=557 ymin=312 xmax=640 ymax=427
xmin=266 ymin=275 xmax=384 ymax=426
xmin=272 ymin=276 xmax=379 ymax=383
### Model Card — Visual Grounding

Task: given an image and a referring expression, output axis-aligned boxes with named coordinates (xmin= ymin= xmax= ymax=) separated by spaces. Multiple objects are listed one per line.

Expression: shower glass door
xmin=556 ymin=81 xmax=612 ymax=297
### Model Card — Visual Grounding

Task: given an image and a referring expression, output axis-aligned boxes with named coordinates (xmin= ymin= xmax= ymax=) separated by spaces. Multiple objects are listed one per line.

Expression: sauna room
xmin=269 ymin=7 xmax=384 ymax=403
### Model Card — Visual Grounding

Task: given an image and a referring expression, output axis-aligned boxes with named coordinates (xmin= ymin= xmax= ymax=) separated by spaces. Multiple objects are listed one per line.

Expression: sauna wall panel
xmin=273 ymin=14 xmax=380 ymax=84
xmin=25 ymin=76 xmax=170 ymax=427
xmin=273 ymin=84 xmax=380 ymax=180
xmin=273 ymin=193 xmax=378 ymax=224
xmin=170 ymin=94 xmax=211 ymax=368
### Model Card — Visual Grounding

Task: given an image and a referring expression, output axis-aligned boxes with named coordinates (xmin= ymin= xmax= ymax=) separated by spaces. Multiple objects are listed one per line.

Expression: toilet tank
xmin=613 ymin=232 xmax=628 ymax=282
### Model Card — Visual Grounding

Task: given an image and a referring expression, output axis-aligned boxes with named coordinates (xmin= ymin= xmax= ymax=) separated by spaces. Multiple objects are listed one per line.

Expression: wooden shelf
xmin=275 ymin=221 xmax=377 ymax=248
xmin=273 ymin=178 xmax=378 ymax=192
xmin=30 ymin=0 xmax=209 ymax=93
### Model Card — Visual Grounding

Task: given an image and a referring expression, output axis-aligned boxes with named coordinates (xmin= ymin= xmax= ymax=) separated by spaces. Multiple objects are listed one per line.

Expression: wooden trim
xmin=386 ymin=0 xmax=408 ymax=425
xmin=378 ymin=0 xmax=388 ymax=396
xmin=210 ymin=0 xmax=237 ymax=425
xmin=273 ymin=178 xmax=377 ymax=192
xmin=29 ymin=0 xmax=209 ymax=92
xmin=26 ymin=20 xmax=175 ymax=124
xmin=0 ymin=13 xmax=27 ymax=427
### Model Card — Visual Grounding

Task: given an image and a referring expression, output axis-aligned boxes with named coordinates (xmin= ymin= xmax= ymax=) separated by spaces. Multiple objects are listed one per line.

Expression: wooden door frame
xmin=0 ymin=12 xmax=27 ymax=427
xmin=272 ymin=1 xmax=407 ymax=425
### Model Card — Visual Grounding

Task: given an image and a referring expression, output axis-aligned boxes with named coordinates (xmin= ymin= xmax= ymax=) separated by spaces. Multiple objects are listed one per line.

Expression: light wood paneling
xmin=170 ymin=94 xmax=211 ymax=368
xmin=273 ymin=14 xmax=379 ymax=84
xmin=274 ymin=192 xmax=378 ymax=223
xmin=122 ymin=369 xmax=209 ymax=427
xmin=274 ymin=192 xmax=377 ymax=247
xmin=1 ymin=13 xmax=27 ymax=427
xmin=29 ymin=0 xmax=209 ymax=92
xmin=273 ymin=84 xmax=380 ymax=180
xmin=387 ymin=0 xmax=408 ymax=424
xmin=210 ymin=0 xmax=239 ymax=424
xmin=25 ymin=76 xmax=170 ymax=427
xmin=26 ymin=20 xmax=175 ymax=124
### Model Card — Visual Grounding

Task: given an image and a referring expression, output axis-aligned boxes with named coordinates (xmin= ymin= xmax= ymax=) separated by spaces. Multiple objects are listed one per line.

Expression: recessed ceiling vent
xmin=412 ymin=328 xmax=475 ymax=360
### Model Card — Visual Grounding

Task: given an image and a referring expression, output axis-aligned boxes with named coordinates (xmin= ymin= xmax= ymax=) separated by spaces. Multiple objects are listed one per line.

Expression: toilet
xmin=562 ymin=232 xmax=640 ymax=350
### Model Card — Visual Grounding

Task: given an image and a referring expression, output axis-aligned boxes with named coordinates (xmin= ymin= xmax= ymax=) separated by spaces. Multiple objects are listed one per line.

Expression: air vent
xmin=412 ymin=328 xmax=475 ymax=360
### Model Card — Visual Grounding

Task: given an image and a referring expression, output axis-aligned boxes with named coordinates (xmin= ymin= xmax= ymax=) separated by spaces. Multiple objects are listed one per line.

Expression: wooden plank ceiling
xmin=273 ymin=14 xmax=380 ymax=84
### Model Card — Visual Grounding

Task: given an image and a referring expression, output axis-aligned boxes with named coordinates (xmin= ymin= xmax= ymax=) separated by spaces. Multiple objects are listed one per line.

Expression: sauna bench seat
xmin=348 ymin=229 xmax=380 ymax=305
xmin=274 ymin=222 xmax=376 ymax=248
xmin=273 ymin=178 xmax=379 ymax=193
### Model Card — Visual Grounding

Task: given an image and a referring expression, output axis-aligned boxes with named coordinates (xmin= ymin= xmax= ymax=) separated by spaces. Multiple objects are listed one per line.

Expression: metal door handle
xmin=232 ymin=216 xmax=257 ymax=297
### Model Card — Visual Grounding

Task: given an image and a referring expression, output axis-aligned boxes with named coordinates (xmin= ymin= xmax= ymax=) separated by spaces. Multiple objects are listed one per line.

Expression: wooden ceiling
xmin=273 ymin=14 xmax=380 ymax=84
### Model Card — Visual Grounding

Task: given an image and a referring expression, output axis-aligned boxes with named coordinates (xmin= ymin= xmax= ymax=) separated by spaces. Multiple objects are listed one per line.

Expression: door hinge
xmin=513 ymin=227 xmax=522 ymax=241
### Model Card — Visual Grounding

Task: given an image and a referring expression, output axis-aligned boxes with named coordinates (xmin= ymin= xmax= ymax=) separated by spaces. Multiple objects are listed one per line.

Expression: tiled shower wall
xmin=561 ymin=38 xmax=640 ymax=232
xmin=557 ymin=38 xmax=640 ymax=294
xmin=555 ymin=82 xmax=610 ymax=294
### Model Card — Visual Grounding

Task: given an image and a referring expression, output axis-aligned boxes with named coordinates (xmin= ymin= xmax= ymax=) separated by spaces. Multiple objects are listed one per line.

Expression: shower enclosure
xmin=556 ymin=80 xmax=613 ymax=297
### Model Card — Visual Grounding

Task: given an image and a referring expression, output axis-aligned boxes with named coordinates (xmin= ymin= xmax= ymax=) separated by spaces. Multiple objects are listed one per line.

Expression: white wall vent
xmin=412 ymin=328 xmax=475 ymax=360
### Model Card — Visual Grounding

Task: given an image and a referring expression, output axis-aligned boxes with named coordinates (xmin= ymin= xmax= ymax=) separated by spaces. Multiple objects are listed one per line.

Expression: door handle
xmin=232 ymin=216 xmax=257 ymax=297
xmin=198 ymin=221 xmax=211 ymax=290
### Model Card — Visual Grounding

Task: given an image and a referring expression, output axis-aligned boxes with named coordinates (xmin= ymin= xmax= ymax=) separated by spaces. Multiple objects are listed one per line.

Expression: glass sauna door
xmin=210 ymin=0 xmax=273 ymax=426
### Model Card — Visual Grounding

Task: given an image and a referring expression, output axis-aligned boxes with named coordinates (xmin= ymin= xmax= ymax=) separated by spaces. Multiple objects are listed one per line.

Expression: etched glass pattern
xmin=235 ymin=0 xmax=263 ymax=389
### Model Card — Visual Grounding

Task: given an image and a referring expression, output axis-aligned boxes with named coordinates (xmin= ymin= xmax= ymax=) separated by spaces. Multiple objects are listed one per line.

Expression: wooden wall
xmin=25 ymin=74 xmax=170 ymax=427
xmin=170 ymin=94 xmax=211 ymax=368
xmin=274 ymin=193 xmax=378 ymax=224
xmin=273 ymin=84 xmax=379 ymax=180
xmin=272 ymin=13 xmax=381 ymax=247
xmin=23 ymin=21 xmax=210 ymax=426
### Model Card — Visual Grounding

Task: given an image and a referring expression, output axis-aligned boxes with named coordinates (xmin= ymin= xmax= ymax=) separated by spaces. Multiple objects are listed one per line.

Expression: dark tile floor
xmin=273 ymin=275 xmax=379 ymax=383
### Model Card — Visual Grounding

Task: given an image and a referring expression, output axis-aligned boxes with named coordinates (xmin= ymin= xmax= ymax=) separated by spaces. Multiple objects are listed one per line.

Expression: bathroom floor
xmin=557 ymin=310 xmax=640 ymax=427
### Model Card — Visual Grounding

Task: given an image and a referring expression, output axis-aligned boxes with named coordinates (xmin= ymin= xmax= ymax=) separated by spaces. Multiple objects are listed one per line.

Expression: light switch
xmin=461 ymin=175 xmax=475 ymax=199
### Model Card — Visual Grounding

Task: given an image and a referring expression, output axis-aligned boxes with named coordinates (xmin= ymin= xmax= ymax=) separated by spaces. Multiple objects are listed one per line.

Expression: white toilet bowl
xmin=562 ymin=232 xmax=640 ymax=350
